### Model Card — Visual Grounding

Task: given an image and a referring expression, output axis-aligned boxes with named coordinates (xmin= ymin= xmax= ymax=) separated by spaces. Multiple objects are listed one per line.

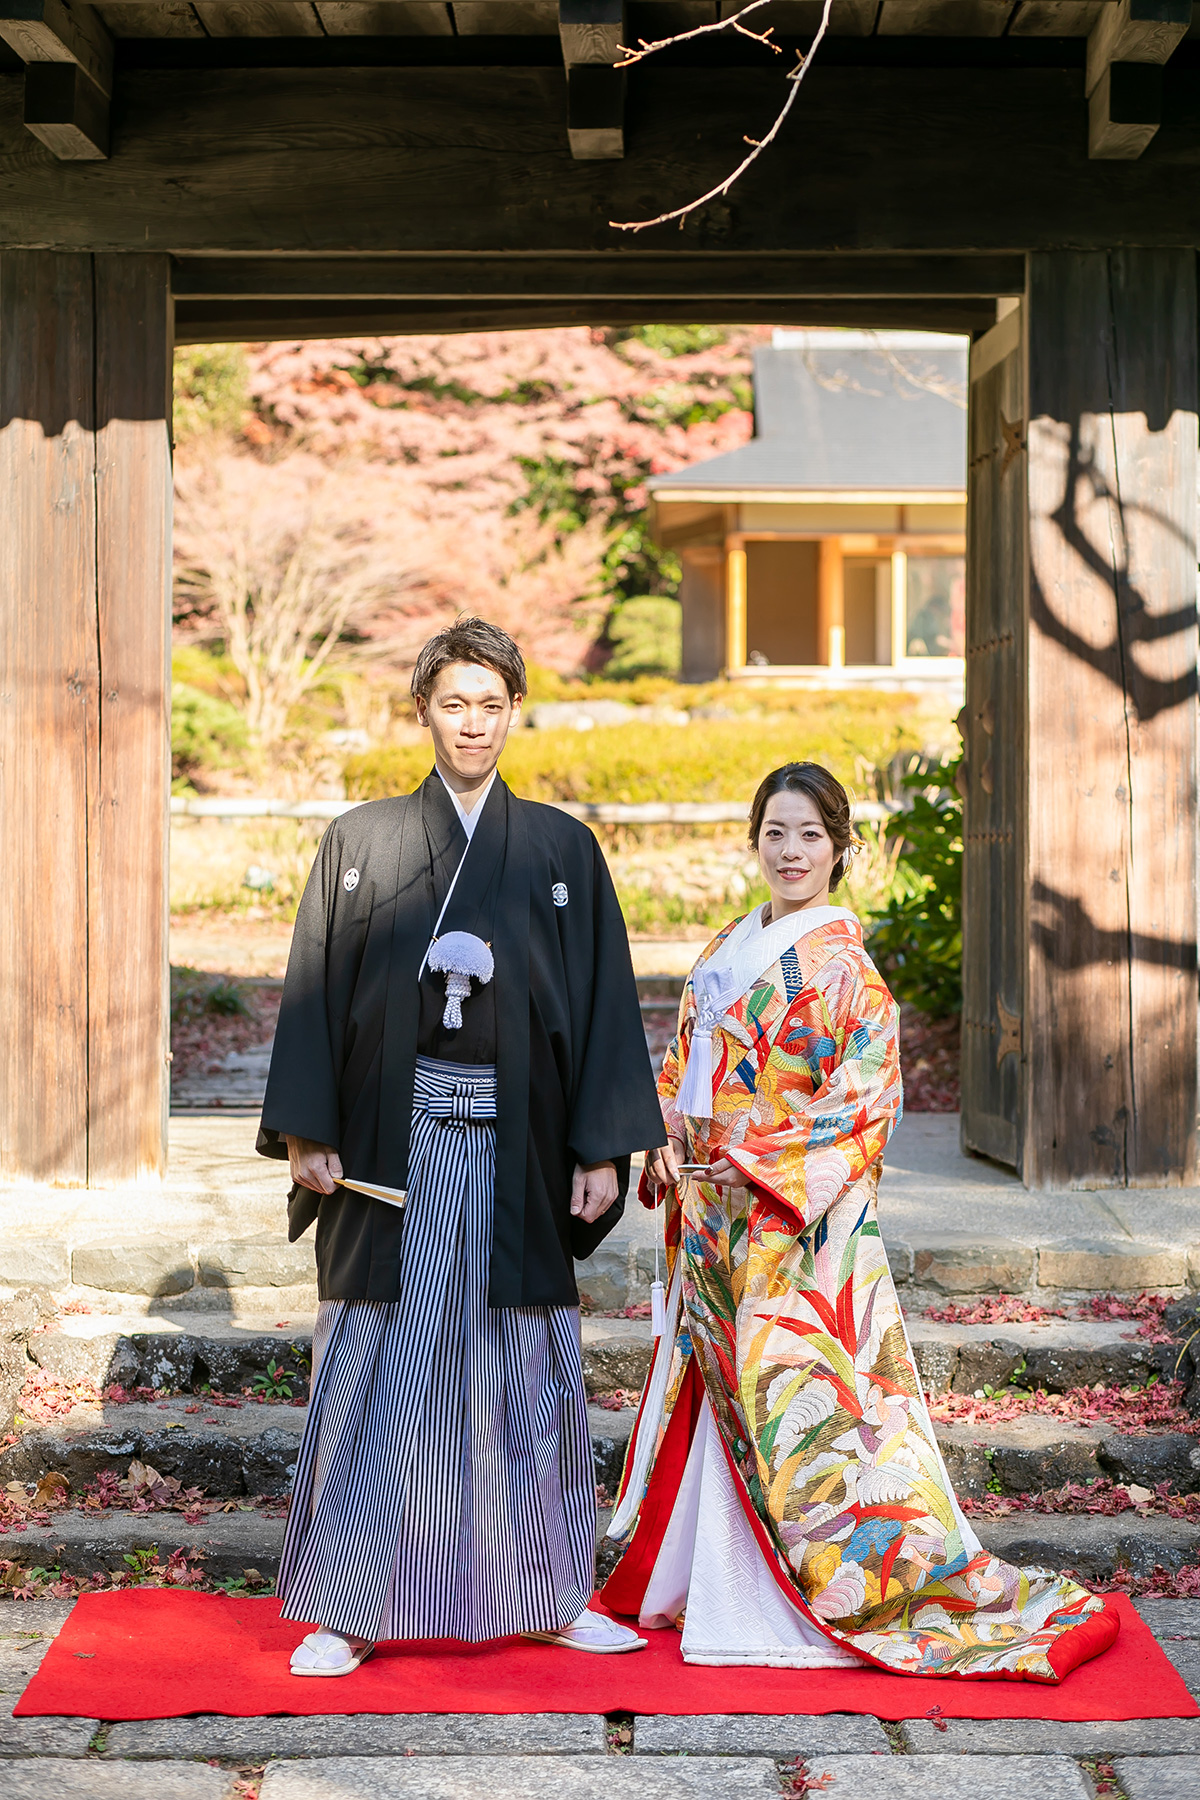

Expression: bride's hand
xmin=703 ymin=1156 xmax=749 ymax=1189
xmin=644 ymin=1137 xmax=684 ymax=1194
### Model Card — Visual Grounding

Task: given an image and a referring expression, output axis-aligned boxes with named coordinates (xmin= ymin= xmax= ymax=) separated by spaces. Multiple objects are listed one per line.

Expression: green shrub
xmin=170 ymin=966 xmax=252 ymax=1025
xmin=171 ymin=682 xmax=248 ymax=785
xmin=617 ymin=325 xmax=731 ymax=359
xmin=604 ymin=597 xmax=682 ymax=679
xmin=171 ymin=644 xmax=245 ymax=701
xmin=522 ymin=665 xmax=689 ymax=706
xmin=865 ymin=758 xmax=963 ymax=1018
xmin=173 ymin=345 xmax=248 ymax=441
xmin=345 ymin=704 xmax=930 ymax=808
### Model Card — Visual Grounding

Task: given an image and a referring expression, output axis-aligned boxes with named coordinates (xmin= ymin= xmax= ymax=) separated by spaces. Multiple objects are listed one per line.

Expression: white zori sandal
xmin=523 ymin=1607 xmax=647 ymax=1654
xmin=289 ymin=1629 xmax=375 ymax=1677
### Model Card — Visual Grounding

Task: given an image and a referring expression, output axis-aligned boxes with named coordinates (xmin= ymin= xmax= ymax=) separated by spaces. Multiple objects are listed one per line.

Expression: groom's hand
xmin=570 ymin=1160 xmax=619 ymax=1224
xmin=286 ymin=1136 xmax=344 ymax=1195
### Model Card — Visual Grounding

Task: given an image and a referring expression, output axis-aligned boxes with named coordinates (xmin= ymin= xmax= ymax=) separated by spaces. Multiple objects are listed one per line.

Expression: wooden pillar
xmin=962 ymin=306 xmax=1026 ymax=1170
xmin=818 ymin=538 xmax=845 ymax=667
xmin=724 ymin=535 xmax=747 ymax=673
xmin=678 ymin=545 xmax=725 ymax=683
xmin=1024 ymin=250 xmax=1198 ymax=1187
xmin=890 ymin=549 xmax=908 ymax=665
xmin=963 ymin=251 xmax=1198 ymax=1188
xmin=0 ymin=252 xmax=173 ymax=1184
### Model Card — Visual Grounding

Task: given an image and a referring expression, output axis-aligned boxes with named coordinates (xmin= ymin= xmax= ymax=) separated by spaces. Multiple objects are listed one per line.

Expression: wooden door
xmin=960 ymin=307 xmax=1026 ymax=1169
xmin=0 ymin=252 xmax=172 ymax=1184
xmin=1023 ymin=252 xmax=1198 ymax=1187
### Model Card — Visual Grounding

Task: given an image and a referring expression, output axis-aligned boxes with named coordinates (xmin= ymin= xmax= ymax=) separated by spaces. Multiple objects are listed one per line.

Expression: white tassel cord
xmin=426 ymin=930 xmax=494 ymax=1030
xmin=650 ymin=1190 xmax=666 ymax=1339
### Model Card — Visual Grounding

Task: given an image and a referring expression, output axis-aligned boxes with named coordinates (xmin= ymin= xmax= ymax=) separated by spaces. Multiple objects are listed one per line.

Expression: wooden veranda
xmin=1 ymin=2 xmax=1197 ymax=1193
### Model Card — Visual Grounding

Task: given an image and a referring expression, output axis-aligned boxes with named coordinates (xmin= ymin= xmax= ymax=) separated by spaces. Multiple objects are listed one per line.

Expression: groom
xmin=258 ymin=617 xmax=663 ymax=1673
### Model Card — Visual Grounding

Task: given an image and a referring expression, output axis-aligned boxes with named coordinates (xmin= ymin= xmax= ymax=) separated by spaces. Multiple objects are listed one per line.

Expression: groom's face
xmin=416 ymin=660 xmax=522 ymax=784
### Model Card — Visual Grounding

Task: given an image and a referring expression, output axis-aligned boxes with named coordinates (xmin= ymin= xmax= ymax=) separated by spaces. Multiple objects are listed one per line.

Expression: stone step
xmin=7 ymin=1224 xmax=1197 ymax=1308
xmin=907 ymin=1316 xmax=1176 ymax=1396
xmin=8 ymin=1386 xmax=1198 ymax=1510
xmin=169 ymin=987 xmax=683 ymax=1112
xmin=635 ymin=975 xmax=686 ymax=1002
xmin=1 ymin=1496 xmax=1196 ymax=1589
xmin=0 ymin=1501 xmax=287 ymax=1583
xmin=23 ymin=1313 xmax=653 ymax=1407
xmin=0 ymin=1392 xmax=638 ymax=1502
xmin=28 ymin=1306 xmax=1181 ymax=1410
xmin=977 ymin=1509 xmax=1200 ymax=1581
xmin=588 ymin=1403 xmax=635 ymax=1497
xmin=587 ymin=1313 xmax=1189 ymax=1401
xmin=0 ymin=1395 xmax=304 ymax=1495
xmin=12 ymin=1312 xmax=1199 ymax=1505
xmin=935 ymin=1414 xmax=1200 ymax=1496
xmin=28 ymin=1315 xmax=315 ymax=1400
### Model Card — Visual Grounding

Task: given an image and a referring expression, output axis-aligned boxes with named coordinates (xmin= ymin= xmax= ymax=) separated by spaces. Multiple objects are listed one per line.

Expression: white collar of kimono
xmin=435 ymin=766 xmax=496 ymax=843
xmin=675 ymin=902 xmax=857 ymax=1121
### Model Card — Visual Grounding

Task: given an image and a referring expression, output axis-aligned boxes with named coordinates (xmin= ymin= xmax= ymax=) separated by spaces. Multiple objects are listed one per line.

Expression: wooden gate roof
xmin=2 ymin=3 xmax=1199 ymax=340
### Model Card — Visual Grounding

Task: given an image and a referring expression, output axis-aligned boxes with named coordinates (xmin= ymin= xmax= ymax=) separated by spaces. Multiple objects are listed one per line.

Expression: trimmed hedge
xmin=344 ymin=694 xmax=934 ymax=807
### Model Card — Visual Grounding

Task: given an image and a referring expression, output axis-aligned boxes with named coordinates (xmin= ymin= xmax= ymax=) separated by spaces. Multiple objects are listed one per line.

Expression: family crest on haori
xmin=258 ymin=619 xmax=664 ymax=1674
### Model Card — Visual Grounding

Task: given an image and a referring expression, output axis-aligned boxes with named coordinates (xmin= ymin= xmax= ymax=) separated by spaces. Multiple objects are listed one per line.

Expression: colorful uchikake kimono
xmin=602 ymin=905 xmax=1118 ymax=1681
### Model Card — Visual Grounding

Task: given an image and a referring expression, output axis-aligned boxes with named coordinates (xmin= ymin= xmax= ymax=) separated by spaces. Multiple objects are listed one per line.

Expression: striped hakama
xmin=277 ymin=1056 xmax=596 ymax=1644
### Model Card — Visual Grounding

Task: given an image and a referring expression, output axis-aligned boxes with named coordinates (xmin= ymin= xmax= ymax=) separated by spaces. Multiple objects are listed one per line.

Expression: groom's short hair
xmin=411 ymin=617 xmax=528 ymax=705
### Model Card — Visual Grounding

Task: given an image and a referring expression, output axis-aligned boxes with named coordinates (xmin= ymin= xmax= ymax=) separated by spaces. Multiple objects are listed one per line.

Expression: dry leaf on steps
xmin=32 ymin=1472 xmax=70 ymax=1508
xmin=121 ymin=1460 xmax=180 ymax=1494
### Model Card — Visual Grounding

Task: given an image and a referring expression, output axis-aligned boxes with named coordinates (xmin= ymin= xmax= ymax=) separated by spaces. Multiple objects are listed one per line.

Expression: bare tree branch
xmin=616 ymin=0 xmax=781 ymax=65
xmin=870 ymin=337 xmax=968 ymax=410
xmin=610 ymin=0 xmax=834 ymax=235
xmin=794 ymin=333 xmax=969 ymax=410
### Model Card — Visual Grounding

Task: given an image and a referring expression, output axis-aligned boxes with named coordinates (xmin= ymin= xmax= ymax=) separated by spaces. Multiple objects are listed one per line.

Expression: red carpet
xmin=14 ymin=1591 xmax=1196 ymax=1722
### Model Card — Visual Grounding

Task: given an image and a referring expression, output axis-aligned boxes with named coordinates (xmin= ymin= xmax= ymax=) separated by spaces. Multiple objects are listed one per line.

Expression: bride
xmin=601 ymin=761 xmax=1116 ymax=1681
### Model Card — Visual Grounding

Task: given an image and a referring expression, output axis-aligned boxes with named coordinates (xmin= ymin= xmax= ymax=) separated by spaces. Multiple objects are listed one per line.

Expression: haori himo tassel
xmin=426 ymin=931 xmax=494 ymax=1029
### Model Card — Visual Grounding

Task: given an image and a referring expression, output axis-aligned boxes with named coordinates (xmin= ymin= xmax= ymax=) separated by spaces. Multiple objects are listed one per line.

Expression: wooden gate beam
xmin=168 ymin=247 xmax=1016 ymax=340
xmin=168 ymin=251 xmax=1026 ymax=301
xmin=172 ymin=296 xmax=999 ymax=342
xmin=1022 ymin=250 xmax=1198 ymax=1186
xmin=559 ymin=0 xmax=625 ymax=160
xmin=0 ymin=0 xmax=112 ymax=95
xmin=0 ymin=0 xmax=112 ymax=159
xmin=1086 ymin=0 xmax=1192 ymax=159
xmin=0 ymin=251 xmax=172 ymax=1185
xmin=5 ymin=66 xmax=1200 ymax=254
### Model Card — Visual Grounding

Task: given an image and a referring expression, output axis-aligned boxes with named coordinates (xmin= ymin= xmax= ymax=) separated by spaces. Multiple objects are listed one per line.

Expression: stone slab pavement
xmin=106 ymin=1717 xmax=607 ymax=1758
xmin=1136 ymin=1600 xmax=1200 ymax=1637
xmin=3 ymin=1763 xmax=236 ymax=1798
xmin=2 ymin=1596 xmax=1200 ymax=1796
xmin=902 ymin=1718 xmax=1200 ymax=1754
xmin=256 ymin=1754 xmax=1098 ymax=1799
xmin=1116 ymin=1759 xmax=1200 ymax=1800
xmin=792 ymin=1757 xmax=1090 ymax=1799
xmin=258 ymin=1760 xmax=780 ymax=1799
xmin=632 ymin=1715 xmax=888 ymax=1754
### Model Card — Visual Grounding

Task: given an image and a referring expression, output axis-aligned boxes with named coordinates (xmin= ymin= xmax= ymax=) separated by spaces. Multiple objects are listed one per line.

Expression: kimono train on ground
xmin=602 ymin=909 xmax=1118 ymax=1682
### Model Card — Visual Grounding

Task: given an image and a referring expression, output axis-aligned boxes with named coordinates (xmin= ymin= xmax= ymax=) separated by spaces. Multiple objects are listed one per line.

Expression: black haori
xmin=277 ymin=1056 xmax=596 ymax=1644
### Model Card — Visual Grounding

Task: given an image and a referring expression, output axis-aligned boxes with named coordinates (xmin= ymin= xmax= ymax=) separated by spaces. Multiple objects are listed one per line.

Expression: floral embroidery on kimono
xmin=603 ymin=911 xmax=1117 ymax=1681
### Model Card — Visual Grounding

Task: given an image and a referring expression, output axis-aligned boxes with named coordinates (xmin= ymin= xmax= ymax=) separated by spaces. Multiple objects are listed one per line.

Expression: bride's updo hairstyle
xmin=748 ymin=763 xmax=859 ymax=892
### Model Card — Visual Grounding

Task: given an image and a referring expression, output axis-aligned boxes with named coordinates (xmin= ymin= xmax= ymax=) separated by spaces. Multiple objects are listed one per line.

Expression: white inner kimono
xmin=611 ymin=1182 xmax=986 ymax=1669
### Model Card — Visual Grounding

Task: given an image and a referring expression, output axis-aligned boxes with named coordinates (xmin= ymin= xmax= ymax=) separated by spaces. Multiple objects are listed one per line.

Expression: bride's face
xmin=756 ymin=790 xmax=837 ymax=916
